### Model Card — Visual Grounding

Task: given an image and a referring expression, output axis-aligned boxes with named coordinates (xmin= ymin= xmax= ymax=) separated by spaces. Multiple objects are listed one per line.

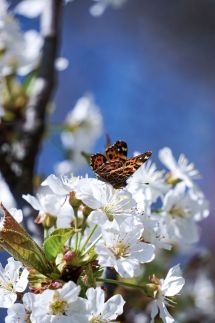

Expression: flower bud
xmin=35 ymin=212 xmax=57 ymax=229
xmin=166 ymin=173 xmax=182 ymax=186
xmin=144 ymin=283 xmax=159 ymax=298
xmin=69 ymin=192 xmax=82 ymax=211
xmin=82 ymin=205 xmax=93 ymax=218
xmin=63 ymin=250 xmax=81 ymax=267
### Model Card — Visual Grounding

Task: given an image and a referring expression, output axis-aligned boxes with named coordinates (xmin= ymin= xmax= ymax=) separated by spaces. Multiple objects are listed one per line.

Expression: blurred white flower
xmin=0 ymin=0 xmax=8 ymax=14
xmin=0 ymin=4 xmax=42 ymax=77
xmin=76 ymin=178 xmax=136 ymax=225
xmin=161 ymin=183 xmax=209 ymax=245
xmin=0 ymin=257 xmax=29 ymax=308
xmin=0 ymin=5 xmax=43 ymax=76
xmin=15 ymin=0 xmax=74 ymax=18
xmin=22 ymin=188 xmax=74 ymax=228
xmin=127 ymin=160 xmax=169 ymax=210
xmin=54 ymin=160 xmax=74 ymax=176
xmin=41 ymin=174 xmax=79 ymax=197
xmin=150 ymin=264 xmax=185 ymax=323
xmin=85 ymin=287 xmax=125 ymax=321
xmin=159 ymin=147 xmax=200 ymax=188
xmin=96 ymin=220 xmax=155 ymax=278
xmin=136 ymin=214 xmax=171 ymax=251
xmin=14 ymin=0 xmax=45 ymax=18
xmin=17 ymin=30 xmax=43 ymax=76
xmin=193 ymin=273 xmax=215 ymax=315
xmin=59 ymin=94 xmax=103 ymax=172
xmin=90 ymin=0 xmax=127 ymax=17
xmin=55 ymin=57 xmax=69 ymax=71
xmin=0 ymin=174 xmax=16 ymax=209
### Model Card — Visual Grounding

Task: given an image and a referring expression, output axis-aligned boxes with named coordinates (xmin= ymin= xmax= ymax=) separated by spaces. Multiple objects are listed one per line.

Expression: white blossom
xmin=76 ymin=178 xmax=136 ymax=225
xmin=5 ymin=292 xmax=35 ymax=323
xmin=0 ymin=5 xmax=42 ymax=77
xmin=58 ymin=94 xmax=103 ymax=172
xmin=161 ymin=183 xmax=209 ymax=245
xmin=85 ymin=287 xmax=125 ymax=321
xmin=193 ymin=273 xmax=215 ymax=315
xmin=31 ymin=281 xmax=87 ymax=322
xmin=159 ymin=147 xmax=200 ymax=188
xmin=135 ymin=214 xmax=171 ymax=251
xmin=22 ymin=188 xmax=74 ymax=228
xmin=15 ymin=0 xmax=74 ymax=18
xmin=41 ymin=174 xmax=79 ymax=197
xmin=127 ymin=161 xmax=169 ymax=210
xmin=0 ymin=257 xmax=29 ymax=308
xmin=96 ymin=220 xmax=155 ymax=278
xmin=0 ymin=174 xmax=16 ymax=209
xmin=150 ymin=264 xmax=185 ymax=323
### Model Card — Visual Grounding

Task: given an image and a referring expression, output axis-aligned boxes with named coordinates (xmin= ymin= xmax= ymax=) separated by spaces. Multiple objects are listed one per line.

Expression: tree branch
xmin=0 ymin=0 xmax=63 ymax=239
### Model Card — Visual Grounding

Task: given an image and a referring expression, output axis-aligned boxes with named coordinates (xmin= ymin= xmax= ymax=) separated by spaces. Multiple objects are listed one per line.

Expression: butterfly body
xmin=90 ymin=140 xmax=152 ymax=188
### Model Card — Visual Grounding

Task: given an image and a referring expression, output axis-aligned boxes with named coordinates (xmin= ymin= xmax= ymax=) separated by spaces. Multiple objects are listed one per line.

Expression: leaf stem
xmin=81 ymin=233 xmax=102 ymax=256
xmin=97 ymin=278 xmax=146 ymax=294
xmin=80 ymin=224 xmax=98 ymax=253
xmin=44 ymin=228 xmax=49 ymax=239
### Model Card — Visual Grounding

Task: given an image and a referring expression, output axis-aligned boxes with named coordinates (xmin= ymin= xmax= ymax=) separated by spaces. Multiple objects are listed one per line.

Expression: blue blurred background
xmin=1 ymin=0 xmax=215 ymax=318
xmin=52 ymin=0 xmax=215 ymax=248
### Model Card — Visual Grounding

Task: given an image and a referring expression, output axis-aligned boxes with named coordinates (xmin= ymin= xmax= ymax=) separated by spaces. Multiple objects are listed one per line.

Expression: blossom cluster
xmin=0 ymin=0 xmax=211 ymax=322
xmin=0 ymin=146 xmax=209 ymax=322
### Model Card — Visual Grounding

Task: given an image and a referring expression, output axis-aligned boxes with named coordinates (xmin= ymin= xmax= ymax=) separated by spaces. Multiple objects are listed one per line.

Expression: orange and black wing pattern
xmin=105 ymin=140 xmax=127 ymax=162
xmin=90 ymin=140 xmax=152 ymax=188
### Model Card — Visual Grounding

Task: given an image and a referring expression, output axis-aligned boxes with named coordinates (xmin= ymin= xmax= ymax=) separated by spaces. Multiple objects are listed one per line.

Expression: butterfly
xmin=90 ymin=140 xmax=152 ymax=189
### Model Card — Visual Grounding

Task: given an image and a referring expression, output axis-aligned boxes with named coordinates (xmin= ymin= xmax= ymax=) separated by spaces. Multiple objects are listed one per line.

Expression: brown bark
xmin=0 ymin=0 xmax=63 ymax=239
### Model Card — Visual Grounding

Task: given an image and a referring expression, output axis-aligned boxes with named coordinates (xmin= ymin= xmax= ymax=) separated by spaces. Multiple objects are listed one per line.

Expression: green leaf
xmin=43 ymin=228 xmax=74 ymax=261
xmin=0 ymin=204 xmax=52 ymax=276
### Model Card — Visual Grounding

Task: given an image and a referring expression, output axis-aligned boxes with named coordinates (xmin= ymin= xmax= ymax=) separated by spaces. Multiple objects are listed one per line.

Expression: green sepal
xmin=0 ymin=204 xmax=52 ymax=275
xmin=43 ymin=228 xmax=74 ymax=261
xmin=22 ymin=69 xmax=38 ymax=96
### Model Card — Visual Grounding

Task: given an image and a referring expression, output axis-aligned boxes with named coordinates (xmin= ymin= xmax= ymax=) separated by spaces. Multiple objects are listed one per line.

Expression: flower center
xmin=102 ymin=206 xmax=114 ymax=221
xmin=49 ymin=292 xmax=69 ymax=315
xmin=0 ymin=281 xmax=13 ymax=291
xmin=110 ymin=240 xmax=130 ymax=258
xmin=169 ymin=205 xmax=186 ymax=218
xmin=148 ymin=274 xmax=162 ymax=298
xmin=90 ymin=315 xmax=107 ymax=323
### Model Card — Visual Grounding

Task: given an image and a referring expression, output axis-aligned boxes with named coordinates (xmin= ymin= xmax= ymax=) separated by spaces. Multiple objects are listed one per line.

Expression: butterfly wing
xmin=102 ymin=151 xmax=152 ymax=188
xmin=94 ymin=160 xmax=124 ymax=186
xmin=90 ymin=153 xmax=107 ymax=171
xmin=105 ymin=140 xmax=127 ymax=162
xmin=90 ymin=141 xmax=152 ymax=189
xmin=124 ymin=151 xmax=152 ymax=169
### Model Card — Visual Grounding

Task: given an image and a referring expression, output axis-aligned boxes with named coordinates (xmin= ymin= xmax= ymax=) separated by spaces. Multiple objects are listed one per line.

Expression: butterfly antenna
xmin=81 ymin=151 xmax=91 ymax=166
xmin=105 ymin=133 xmax=112 ymax=149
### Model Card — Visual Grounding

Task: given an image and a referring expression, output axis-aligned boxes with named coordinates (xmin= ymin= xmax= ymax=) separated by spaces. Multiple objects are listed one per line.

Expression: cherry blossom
xmin=159 ymin=147 xmax=200 ymax=188
xmin=76 ymin=178 xmax=136 ymax=225
xmin=85 ymin=287 xmax=125 ymax=322
xmin=96 ymin=220 xmax=155 ymax=277
xmin=150 ymin=264 xmax=185 ymax=323
xmin=0 ymin=258 xmax=29 ymax=308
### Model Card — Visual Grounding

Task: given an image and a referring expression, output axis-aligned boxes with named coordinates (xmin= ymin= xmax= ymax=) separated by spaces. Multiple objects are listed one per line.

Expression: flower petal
xmin=161 ymin=264 xmax=185 ymax=296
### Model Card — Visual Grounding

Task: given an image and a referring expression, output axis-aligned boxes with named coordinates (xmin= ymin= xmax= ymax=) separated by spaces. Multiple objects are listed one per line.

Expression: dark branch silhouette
xmin=0 ymin=0 xmax=62 ymax=239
